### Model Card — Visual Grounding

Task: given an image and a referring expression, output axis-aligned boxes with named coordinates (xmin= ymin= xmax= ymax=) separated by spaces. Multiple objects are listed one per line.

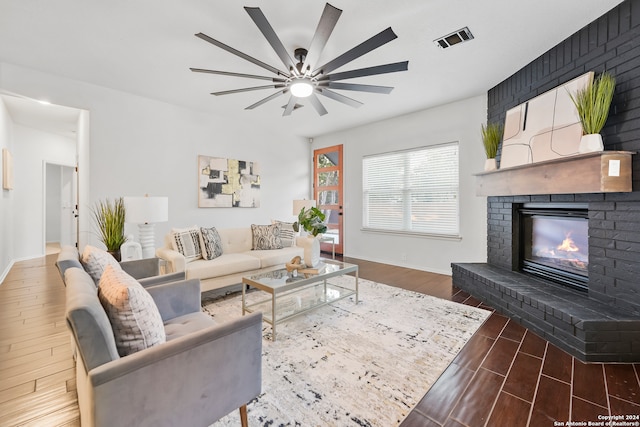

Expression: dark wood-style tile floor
xmin=1 ymin=253 xmax=640 ymax=426
xmin=344 ymin=258 xmax=640 ymax=427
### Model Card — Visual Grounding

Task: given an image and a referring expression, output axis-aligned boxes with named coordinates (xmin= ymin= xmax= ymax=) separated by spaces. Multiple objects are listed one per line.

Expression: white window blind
xmin=362 ymin=142 xmax=459 ymax=237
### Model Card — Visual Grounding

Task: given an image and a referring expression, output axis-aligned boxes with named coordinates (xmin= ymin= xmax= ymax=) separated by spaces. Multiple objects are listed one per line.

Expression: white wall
xmin=12 ymin=125 xmax=76 ymax=259
xmin=0 ymin=97 xmax=14 ymax=280
xmin=313 ymin=95 xmax=488 ymax=275
xmin=0 ymin=62 xmax=311 ymax=257
xmin=46 ymin=164 xmax=62 ymax=243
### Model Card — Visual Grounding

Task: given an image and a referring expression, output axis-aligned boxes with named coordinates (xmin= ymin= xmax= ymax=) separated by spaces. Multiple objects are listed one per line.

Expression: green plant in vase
xmin=292 ymin=206 xmax=326 ymax=267
xmin=92 ymin=197 xmax=127 ymax=260
xmin=481 ymin=122 xmax=503 ymax=171
xmin=568 ymin=71 xmax=616 ymax=153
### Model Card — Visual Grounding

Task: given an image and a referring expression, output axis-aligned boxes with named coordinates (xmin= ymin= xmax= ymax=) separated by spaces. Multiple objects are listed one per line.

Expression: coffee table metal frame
xmin=241 ymin=259 xmax=358 ymax=340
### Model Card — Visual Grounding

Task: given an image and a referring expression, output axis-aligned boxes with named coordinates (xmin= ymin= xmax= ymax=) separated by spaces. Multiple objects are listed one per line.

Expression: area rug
xmin=202 ymin=276 xmax=490 ymax=427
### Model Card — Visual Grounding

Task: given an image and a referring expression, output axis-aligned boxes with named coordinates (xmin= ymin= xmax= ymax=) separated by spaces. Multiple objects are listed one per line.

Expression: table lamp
xmin=124 ymin=196 xmax=168 ymax=258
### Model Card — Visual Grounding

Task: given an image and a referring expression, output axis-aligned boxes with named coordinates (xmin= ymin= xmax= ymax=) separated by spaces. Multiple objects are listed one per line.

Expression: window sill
xmin=361 ymin=228 xmax=462 ymax=241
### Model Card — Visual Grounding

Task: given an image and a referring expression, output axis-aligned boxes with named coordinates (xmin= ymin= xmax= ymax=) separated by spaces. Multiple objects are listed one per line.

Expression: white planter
xmin=578 ymin=134 xmax=604 ymax=153
xmin=299 ymin=236 xmax=321 ymax=267
xmin=484 ymin=158 xmax=497 ymax=171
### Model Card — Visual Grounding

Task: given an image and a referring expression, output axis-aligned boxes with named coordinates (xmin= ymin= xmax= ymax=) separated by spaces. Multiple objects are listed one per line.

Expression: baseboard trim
xmin=0 ymin=259 xmax=15 ymax=285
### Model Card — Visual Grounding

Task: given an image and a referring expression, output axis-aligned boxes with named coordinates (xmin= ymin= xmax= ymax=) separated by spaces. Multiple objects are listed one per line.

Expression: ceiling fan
xmin=191 ymin=3 xmax=409 ymax=116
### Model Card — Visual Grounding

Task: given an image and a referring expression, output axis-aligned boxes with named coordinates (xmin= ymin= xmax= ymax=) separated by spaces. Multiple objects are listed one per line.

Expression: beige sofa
xmin=156 ymin=227 xmax=304 ymax=292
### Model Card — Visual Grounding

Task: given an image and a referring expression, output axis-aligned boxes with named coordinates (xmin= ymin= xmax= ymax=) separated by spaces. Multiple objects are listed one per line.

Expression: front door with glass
xmin=313 ymin=145 xmax=343 ymax=256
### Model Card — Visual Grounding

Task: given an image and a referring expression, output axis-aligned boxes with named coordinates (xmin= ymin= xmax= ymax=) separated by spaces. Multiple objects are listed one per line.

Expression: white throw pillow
xmin=80 ymin=245 xmax=122 ymax=283
xmin=98 ymin=265 xmax=166 ymax=356
xmin=272 ymin=220 xmax=298 ymax=247
xmin=170 ymin=226 xmax=202 ymax=262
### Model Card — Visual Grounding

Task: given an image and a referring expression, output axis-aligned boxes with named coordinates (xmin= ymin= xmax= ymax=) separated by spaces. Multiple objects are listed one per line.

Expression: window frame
xmin=361 ymin=142 xmax=461 ymax=240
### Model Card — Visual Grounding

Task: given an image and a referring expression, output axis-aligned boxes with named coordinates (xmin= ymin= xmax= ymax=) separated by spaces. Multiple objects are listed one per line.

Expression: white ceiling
xmin=0 ymin=0 xmax=624 ymax=138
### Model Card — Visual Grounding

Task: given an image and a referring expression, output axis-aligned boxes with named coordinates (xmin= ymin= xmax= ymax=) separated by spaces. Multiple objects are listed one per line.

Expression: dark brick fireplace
xmin=452 ymin=0 xmax=640 ymax=362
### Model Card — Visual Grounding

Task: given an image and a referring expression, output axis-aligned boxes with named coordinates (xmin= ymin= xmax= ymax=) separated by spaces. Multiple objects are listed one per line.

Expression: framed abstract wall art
xmin=198 ymin=155 xmax=260 ymax=208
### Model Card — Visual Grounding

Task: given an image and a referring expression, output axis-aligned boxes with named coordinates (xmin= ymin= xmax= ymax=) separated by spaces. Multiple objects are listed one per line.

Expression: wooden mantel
xmin=475 ymin=151 xmax=634 ymax=196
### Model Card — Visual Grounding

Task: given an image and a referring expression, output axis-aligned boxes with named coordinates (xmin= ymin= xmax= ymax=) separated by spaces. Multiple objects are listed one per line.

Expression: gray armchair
xmin=64 ymin=266 xmax=262 ymax=426
xmin=56 ymin=245 xmax=185 ymax=288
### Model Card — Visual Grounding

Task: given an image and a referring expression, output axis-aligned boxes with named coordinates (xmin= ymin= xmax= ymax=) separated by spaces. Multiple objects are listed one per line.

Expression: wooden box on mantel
xmin=475 ymin=151 xmax=634 ymax=196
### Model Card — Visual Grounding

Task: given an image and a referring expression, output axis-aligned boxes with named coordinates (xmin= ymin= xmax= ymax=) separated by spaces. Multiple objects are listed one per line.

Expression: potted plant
xmin=569 ymin=71 xmax=616 ymax=153
xmin=292 ymin=207 xmax=327 ymax=267
xmin=481 ymin=122 xmax=503 ymax=171
xmin=92 ymin=197 xmax=127 ymax=261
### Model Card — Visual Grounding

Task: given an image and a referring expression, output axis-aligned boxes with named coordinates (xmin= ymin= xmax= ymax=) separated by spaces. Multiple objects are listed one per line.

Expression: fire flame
xmin=557 ymin=233 xmax=579 ymax=253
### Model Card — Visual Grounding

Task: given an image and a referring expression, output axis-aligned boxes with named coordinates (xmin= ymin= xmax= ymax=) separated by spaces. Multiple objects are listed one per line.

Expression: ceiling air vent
xmin=434 ymin=27 xmax=474 ymax=49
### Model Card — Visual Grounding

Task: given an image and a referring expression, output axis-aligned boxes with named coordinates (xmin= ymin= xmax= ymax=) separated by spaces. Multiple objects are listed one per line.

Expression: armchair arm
xmin=88 ymin=312 xmax=263 ymax=427
xmin=155 ymin=247 xmax=186 ymax=274
xmin=146 ymin=278 xmax=201 ymax=322
xmin=119 ymin=257 xmax=161 ymax=279
xmin=138 ymin=271 xmax=186 ymax=288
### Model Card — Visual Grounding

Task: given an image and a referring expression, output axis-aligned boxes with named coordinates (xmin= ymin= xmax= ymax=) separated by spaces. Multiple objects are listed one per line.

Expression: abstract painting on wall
xmin=198 ymin=155 xmax=260 ymax=208
xmin=500 ymin=72 xmax=593 ymax=169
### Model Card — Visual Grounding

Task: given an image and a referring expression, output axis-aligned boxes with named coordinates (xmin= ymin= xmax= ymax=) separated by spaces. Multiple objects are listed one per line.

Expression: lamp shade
xmin=292 ymin=199 xmax=316 ymax=216
xmin=124 ymin=196 xmax=168 ymax=224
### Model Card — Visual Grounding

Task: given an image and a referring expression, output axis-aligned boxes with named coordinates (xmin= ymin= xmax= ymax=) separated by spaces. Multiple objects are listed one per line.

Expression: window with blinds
xmin=362 ymin=142 xmax=459 ymax=237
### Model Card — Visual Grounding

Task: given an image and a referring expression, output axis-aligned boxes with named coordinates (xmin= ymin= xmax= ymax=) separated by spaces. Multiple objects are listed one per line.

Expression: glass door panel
xmin=314 ymin=145 xmax=343 ymax=256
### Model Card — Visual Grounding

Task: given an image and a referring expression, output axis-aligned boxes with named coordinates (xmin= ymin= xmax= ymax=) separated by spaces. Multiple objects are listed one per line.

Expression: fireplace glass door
xmin=520 ymin=205 xmax=588 ymax=291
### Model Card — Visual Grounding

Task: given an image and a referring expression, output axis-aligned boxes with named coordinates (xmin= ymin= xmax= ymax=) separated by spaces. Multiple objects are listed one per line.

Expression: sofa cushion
xmin=184 ymin=253 xmax=261 ymax=281
xmin=171 ymin=226 xmax=202 ymax=262
xmin=164 ymin=312 xmax=216 ymax=341
xmin=272 ymin=220 xmax=298 ymax=247
xmin=80 ymin=245 xmax=122 ymax=283
xmin=249 ymin=246 xmax=304 ymax=268
xmin=251 ymin=223 xmax=283 ymax=250
xmin=199 ymin=226 xmax=223 ymax=260
xmin=98 ymin=265 xmax=166 ymax=356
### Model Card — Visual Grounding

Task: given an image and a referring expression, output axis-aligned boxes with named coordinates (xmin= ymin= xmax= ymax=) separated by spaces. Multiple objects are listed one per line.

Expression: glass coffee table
xmin=241 ymin=260 xmax=359 ymax=340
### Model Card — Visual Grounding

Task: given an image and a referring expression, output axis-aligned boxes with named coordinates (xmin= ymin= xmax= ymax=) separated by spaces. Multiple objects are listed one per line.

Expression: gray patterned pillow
xmin=199 ymin=227 xmax=223 ymax=260
xmin=98 ymin=265 xmax=166 ymax=356
xmin=170 ymin=226 xmax=202 ymax=262
xmin=251 ymin=223 xmax=283 ymax=250
xmin=80 ymin=244 xmax=122 ymax=283
xmin=272 ymin=220 xmax=297 ymax=247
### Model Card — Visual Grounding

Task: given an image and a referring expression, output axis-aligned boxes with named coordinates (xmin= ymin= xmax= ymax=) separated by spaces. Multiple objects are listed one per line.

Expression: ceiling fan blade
xmin=245 ymin=7 xmax=297 ymax=73
xmin=283 ymin=96 xmax=298 ymax=116
xmin=318 ymin=61 xmax=409 ymax=82
xmin=190 ymin=68 xmax=286 ymax=82
xmin=317 ymin=88 xmax=363 ymax=108
xmin=324 ymin=82 xmax=394 ymax=94
xmin=245 ymin=90 xmax=287 ymax=110
xmin=195 ymin=32 xmax=286 ymax=76
xmin=302 ymin=3 xmax=342 ymax=72
xmin=212 ymin=84 xmax=285 ymax=96
xmin=313 ymin=27 xmax=398 ymax=76
xmin=309 ymin=93 xmax=328 ymax=116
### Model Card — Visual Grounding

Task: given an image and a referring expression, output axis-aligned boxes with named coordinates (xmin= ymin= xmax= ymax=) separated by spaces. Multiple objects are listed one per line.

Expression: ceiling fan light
xmin=290 ymin=80 xmax=313 ymax=98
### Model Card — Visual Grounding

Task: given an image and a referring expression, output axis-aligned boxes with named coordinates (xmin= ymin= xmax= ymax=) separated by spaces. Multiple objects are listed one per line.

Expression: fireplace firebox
xmin=518 ymin=203 xmax=588 ymax=291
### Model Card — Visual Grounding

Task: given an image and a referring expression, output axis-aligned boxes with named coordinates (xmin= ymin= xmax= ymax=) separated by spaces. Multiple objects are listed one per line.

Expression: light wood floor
xmin=0 ymin=254 xmax=79 ymax=426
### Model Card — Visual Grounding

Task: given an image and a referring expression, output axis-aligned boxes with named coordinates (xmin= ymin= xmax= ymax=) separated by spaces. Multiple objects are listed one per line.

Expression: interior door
xmin=314 ymin=145 xmax=343 ymax=255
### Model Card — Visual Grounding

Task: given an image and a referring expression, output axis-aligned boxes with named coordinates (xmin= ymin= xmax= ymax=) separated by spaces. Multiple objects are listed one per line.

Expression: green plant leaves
xmin=569 ymin=71 xmax=616 ymax=135
xmin=92 ymin=197 xmax=127 ymax=251
xmin=296 ymin=206 xmax=327 ymax=236
xmin=481 ymin=122 xmax=503 ymax=159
